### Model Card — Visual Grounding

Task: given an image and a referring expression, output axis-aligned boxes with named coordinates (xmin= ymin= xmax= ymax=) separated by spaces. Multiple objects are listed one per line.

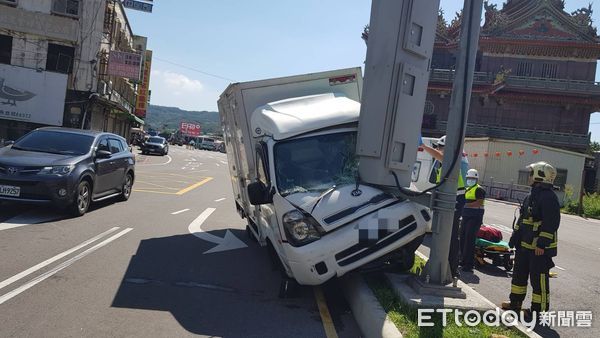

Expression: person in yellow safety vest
xmin=421 ymin=135 xmax=468 ymax=278
xmin=502 ymin=161 xmax=560 ymax=320
xmin=459 ymin=169 xmax=486 ymax=273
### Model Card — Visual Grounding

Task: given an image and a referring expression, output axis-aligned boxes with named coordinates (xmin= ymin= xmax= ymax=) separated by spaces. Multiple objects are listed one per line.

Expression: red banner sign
xmin=135 ymin=50 xmax=152 ymax=118
xmin=180 ymin=122 xmax=201 ymax=137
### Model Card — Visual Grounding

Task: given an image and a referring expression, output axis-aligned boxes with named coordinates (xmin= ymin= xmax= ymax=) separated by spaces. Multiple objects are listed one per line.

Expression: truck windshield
xmin=274 ymin=131 xmax=358 ymax=197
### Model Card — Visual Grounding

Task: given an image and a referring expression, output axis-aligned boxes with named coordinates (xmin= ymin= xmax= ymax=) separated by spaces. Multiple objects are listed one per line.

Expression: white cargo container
xmin=218 ymin=68 xmax=430 ymax=287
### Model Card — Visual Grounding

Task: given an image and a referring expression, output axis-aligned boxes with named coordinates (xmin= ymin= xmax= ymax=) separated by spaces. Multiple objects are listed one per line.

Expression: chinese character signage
xmin=135 ymin=50 xmax=152 ymax=118
xmin=180 ymin=122 xmax=201 ymax=137
xmin=122 ymin=0 xmax=153 ymax=13
xmin=108 ymin=51 xmax=142 ymax=80
xmin=0 ymin=64 xmax=67 ymax=126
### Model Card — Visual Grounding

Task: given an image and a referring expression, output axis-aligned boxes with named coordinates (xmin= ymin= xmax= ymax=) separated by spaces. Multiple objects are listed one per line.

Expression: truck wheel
xmin=396 ymin=250 xmax=415 ymax=272
xmin=278 ymin=277 xmax=299 ymax=299
xmin=70 ymin=180 xmax=91 ymax=217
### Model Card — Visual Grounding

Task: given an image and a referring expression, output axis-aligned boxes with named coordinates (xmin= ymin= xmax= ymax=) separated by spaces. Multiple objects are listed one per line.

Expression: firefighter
xmin=502 ymin=161 xmax=560 ymax=318
xmin=460 ymin=169 xmax=486 ymax=272
xmin=421 ymin=135 xmax=469 ymax=278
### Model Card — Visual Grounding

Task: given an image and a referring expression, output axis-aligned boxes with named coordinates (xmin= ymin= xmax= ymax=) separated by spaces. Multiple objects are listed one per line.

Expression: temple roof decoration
xmin=435 ymin=0 xmax=600 ymax=44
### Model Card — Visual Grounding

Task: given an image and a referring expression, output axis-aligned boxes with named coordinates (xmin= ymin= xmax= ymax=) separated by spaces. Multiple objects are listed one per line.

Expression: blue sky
xmin=125 ymin=0 xmax=600 ymax=141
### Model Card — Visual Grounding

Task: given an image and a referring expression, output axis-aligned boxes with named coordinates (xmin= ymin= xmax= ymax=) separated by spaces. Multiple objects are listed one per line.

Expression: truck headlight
xmin=283 ymin=210 xmax=322 ymax=247
xmin=38 ymin=165 xmax=75 ymax=176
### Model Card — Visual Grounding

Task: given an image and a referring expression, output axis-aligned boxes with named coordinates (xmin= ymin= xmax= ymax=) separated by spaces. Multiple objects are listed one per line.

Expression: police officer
xmin=460 ymin=169 xmax=486 ymax=272
xmin=502 ymin=161 xmax=560 ymax=317
xmin=421 ymin=135 xmax=469 ymax=278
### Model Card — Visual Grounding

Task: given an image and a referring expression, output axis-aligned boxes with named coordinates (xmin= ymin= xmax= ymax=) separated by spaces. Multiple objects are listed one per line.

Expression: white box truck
xmin=218 ymin=68 xmax=431 ymax=286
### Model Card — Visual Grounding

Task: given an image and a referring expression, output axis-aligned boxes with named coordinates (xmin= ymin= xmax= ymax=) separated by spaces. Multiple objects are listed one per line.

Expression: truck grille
xmin=335 ymin=215 xmax=417 ymax=267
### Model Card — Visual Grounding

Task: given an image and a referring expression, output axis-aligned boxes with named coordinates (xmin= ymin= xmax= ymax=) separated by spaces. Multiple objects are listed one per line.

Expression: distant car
xmin=141 ymin=136 xmax=169 ymax=156
xmin=0 ymin=127 xmax=135 ymax=216
xmin=198 ymin=137 xmax=216 ymax=151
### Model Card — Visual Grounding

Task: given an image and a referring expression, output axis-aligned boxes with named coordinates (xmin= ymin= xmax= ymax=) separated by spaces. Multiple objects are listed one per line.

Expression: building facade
xmin=424 ymin=0 xmax=600 ymax=153
xmin=0 ymin=0 xmax=145 ymax=143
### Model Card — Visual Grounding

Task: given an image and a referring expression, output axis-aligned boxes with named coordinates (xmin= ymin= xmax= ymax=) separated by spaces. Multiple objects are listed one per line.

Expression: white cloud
xmin=149 ymin=69 xmax=219 ymax=111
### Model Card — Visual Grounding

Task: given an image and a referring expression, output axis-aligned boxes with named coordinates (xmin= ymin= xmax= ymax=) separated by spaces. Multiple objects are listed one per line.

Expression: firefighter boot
xmin=501 ymin=301 xmax=522 ymax=311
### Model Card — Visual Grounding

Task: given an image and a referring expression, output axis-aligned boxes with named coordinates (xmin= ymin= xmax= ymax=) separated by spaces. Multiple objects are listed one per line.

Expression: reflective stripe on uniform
xmin=532 ymin=293 xmax=542 ymax=303
xmin=540 ymin=232 xmax=554 ymax=240
xmin=541 ymin=274 xmax=548 ymax=312
xmin=511 ymin=284 xmax=527 ymax=295
xmin=521 ymin=241 xmax=536 ymax=250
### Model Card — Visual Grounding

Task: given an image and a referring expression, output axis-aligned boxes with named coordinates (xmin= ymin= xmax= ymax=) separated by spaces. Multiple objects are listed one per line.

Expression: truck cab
xmin=219 ymin=68 xmax=430 ymax=285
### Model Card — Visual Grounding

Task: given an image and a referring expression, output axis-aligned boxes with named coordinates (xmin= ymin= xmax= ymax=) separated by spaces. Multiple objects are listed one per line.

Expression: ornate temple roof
xmin=437 ymin=0 xmax=599 ymax=44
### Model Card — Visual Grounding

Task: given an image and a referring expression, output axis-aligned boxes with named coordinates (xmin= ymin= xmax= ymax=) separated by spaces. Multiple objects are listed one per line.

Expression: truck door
xmin=251 ymin=144 xmax=274 ymax=243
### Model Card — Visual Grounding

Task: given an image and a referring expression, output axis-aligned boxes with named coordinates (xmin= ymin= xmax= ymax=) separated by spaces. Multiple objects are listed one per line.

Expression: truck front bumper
xmin=283 ymin=201 xmax=428 ymax=285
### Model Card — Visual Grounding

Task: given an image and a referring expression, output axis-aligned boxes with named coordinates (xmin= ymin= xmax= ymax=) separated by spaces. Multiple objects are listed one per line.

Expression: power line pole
xmin=426 ymin=0 xmax=484 ymax=285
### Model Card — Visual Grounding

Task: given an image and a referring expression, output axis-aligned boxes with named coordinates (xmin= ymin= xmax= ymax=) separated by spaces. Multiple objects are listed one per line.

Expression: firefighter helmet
xmin=527 ymin=161 xmax=557 ymax=185
xmin=466 ymin=169 xmax=479 ymax=180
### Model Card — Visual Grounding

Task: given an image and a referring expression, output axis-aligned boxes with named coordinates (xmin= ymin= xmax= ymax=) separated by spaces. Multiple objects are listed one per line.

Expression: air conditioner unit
xmin=99 ymin=81 xmax=111 ymax=97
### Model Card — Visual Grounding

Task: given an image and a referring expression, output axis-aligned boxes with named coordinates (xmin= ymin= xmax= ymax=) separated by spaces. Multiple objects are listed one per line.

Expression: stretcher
xmin=474 ymin=238 xmax=515 ymax=271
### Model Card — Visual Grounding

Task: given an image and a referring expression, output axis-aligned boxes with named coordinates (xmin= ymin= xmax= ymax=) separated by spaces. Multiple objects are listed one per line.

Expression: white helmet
xmin=466 ymin=169 xmax=479 ymax=180
xmin=527 ymin=161 xmax=557 ymax=185
xmin=436 ymin=135 xmax=446 ymax=147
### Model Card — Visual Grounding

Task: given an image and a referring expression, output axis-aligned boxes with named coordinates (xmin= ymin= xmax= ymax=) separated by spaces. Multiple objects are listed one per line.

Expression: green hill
xmin=144 ymin=105 xmax=221 ymax=135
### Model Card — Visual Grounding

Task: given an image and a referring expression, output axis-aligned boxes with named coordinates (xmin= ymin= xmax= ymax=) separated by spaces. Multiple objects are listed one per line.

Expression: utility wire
xmin=152 ymin=57 xmax=237 ymax=83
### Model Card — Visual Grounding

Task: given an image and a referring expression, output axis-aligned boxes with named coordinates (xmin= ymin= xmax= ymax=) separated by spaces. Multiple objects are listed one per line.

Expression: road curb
xmin=341 ymin=273 xmax=403 ymax=338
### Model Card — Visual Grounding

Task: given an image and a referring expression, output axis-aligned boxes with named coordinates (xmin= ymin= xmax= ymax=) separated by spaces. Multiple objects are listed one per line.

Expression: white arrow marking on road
xmin=188 ymin=208 xmax=247 ymax=254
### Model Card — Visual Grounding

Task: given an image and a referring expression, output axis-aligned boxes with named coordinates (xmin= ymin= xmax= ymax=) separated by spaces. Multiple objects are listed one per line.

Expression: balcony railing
xmin=427 ymin=121 xmax=590 ymax=149
xmin=429 ymin=69 xmax=600 ymax=95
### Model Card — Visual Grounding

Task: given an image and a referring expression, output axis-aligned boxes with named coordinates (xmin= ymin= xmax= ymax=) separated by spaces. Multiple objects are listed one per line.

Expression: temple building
xmin=423 ymin=0 xmax=600 ymax=153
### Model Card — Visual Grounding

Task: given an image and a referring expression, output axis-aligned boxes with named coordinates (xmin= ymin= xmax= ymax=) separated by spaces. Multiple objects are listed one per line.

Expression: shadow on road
xmin=110 ymin=230 xmax=328 ymax=337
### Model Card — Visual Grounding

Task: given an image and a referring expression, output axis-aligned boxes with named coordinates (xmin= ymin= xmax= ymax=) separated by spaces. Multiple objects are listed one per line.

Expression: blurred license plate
xmin=0 ymin=185 xmax=20 ymax=197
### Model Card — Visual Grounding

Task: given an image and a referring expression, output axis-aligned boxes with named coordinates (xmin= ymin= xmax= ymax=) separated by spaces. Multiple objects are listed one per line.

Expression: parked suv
xmin=0 ymin=127 xmax=135 ymax=216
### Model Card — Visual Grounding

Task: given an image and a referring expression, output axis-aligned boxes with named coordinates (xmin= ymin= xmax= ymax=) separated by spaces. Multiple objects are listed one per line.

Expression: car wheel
xmin=119 ymin=172 xmax=133 ymax=201
xmin=70 ymin=180 xmax=91 ymax=217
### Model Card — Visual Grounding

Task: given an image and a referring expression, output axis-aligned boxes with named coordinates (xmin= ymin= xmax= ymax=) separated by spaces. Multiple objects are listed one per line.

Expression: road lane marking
xmin=555 ymin=266 xmax=566 ymax=271
xmin=0 ymin=227 xmax=121 ymax=292
xmin=314 ymin=286 xmax=339 ymax=338
xmin=188 ymin=208 xmax=247 ymax=254
xmin=171 ymin=209 xmax=190 ymax=215
xmin=220 ymin=161 xmax=228 ymax=165
xmin=214 ymin=198 xmax=226 ymax=202
xmin=137 ymin=155 xmax=172 ymax=166
xmin=216 ymin=163 xmax=220 ymax=167
xmin=0 ymin=210 xmax=63 ymax=232
xmin=0 ymin=228 xmax=132 ymax=305
xmin=176 ymin=177 xmax=213 ymax=195
xmin=135 ymin=181 xmax=180 ymax=190
xmin=132 ymin=189 xmax=179 ymax=195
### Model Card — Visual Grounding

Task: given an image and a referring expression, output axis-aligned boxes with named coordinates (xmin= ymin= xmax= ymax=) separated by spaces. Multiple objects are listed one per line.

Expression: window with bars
xmin=52 ymin=0 xmax=80 ymax=17
xmin=516 ymin=62 xmax=534 ymax=76
xmin=46 ymin=43 xmax=75 ymax=74
xmin=541 ymin=63 xmax=558 ymax=78
xmin=0 ymin=34 xmax=11 ymax=65
xmin=554 ymin=168 xmax=568 ymax=190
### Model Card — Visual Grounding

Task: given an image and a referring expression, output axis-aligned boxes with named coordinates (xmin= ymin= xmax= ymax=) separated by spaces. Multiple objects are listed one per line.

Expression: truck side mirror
xmin=248 ymin=181 xmax=273 ymax=205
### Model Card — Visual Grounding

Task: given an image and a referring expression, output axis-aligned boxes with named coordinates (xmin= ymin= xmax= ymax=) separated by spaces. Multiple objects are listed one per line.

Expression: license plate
xmin=0 ymin=185 xmax=20 ymax=197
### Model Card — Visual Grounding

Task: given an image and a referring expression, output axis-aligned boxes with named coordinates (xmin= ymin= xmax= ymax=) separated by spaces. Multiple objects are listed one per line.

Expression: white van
xmin=218 ymin=68 xmax=430 ymax=287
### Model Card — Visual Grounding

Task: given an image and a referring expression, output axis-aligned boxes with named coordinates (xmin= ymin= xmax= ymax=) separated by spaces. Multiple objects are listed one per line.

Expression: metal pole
xmin=427 ymin=0 xmax=483 ymax=285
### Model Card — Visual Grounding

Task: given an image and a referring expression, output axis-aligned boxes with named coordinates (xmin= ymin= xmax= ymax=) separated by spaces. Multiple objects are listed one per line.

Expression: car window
xmin=13 ymin=130 xmax=95 ymax=155
xmin=108 ymin=139 xmax=123 ymax=154
xmin=97 ymin=138 xmax=110 ymax=152
xmin=119 ymin=139 xmax=129 ymax=151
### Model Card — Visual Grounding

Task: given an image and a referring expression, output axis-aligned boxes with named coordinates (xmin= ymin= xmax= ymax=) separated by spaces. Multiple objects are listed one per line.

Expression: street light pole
xmin=426 ymin=0 xmax=484 ymax=285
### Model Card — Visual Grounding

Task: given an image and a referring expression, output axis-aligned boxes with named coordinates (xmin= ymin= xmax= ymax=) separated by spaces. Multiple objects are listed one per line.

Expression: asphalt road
xmin=0 ymin=146 xmax=360 ymax=338
xmin=420 ymin=199 xmax=600 ymax=337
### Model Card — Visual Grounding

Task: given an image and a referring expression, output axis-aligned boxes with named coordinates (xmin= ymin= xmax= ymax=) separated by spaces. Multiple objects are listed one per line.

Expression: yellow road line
xmin=135 ymin=181 xmax=180 ymax=190
xmin=176 ymin=177 xmax=213 ymax=195
xmin=314 ymin=286 xmax=339 ymax=338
